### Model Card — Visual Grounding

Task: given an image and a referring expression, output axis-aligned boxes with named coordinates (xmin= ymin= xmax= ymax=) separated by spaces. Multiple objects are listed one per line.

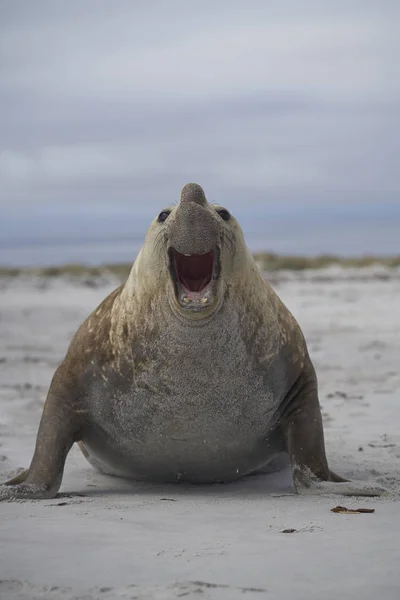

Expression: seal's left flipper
xmin=281 ymin=375 xmax=387 ymax=497
xmin=291 ymin=467 xmax=386 ymax=496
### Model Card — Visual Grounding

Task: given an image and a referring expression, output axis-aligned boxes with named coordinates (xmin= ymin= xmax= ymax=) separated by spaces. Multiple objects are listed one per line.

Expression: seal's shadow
xmin=60 ymin=459 xmax=296 ymax=499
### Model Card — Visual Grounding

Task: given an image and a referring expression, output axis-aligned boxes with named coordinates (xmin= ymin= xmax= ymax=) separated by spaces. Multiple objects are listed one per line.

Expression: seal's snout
xmin=169 ymin=183 xmax=218 ymax=257
xmin=180 ymin=183 xmax=207 ymax=207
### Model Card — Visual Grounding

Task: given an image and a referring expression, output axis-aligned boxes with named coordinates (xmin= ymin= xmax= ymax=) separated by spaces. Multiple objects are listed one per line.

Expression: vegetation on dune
xmin=0 ymin=254 xmax=399 ymax=280
xmin=0 ymin=263 xmax=132 ymax=279
xmin=252 ymin=253 xmax=400 ymax=271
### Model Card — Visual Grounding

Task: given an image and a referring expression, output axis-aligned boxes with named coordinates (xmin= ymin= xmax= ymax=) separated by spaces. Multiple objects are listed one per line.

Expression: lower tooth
xmin=183 ymin=296 xmax=191 ymax=304
xmin=201 ymin=297 xmax=208 ymax=304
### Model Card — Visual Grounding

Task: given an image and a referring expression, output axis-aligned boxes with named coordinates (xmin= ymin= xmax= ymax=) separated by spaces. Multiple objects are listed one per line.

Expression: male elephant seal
xmin=1 ymin=183 xmax=384 ymax=500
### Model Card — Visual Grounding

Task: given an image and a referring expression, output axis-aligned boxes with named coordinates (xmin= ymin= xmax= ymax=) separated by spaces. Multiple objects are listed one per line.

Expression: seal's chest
xmin=98 ymin=324 xmax=280 ymax=441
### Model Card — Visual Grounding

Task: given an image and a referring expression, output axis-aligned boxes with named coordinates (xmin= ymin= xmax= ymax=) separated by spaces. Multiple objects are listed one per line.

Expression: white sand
xmin=1 ymin=271 xmax=400 ymax=600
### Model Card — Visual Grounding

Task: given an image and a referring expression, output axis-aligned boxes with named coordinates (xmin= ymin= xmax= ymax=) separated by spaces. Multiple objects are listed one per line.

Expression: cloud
xmin=0 ymin=0 xmax=399 ymax=215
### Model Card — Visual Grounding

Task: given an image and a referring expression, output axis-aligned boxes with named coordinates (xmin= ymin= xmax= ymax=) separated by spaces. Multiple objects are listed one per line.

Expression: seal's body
xmin=81 ymin=288 xmax=291 ymax=483
xmin=1 ymin=183 xmax=384 ymax=499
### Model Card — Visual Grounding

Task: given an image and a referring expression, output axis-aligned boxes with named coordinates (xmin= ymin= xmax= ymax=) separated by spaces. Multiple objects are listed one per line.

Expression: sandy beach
xmin=1 ymin=268 xmax=399 ymax=600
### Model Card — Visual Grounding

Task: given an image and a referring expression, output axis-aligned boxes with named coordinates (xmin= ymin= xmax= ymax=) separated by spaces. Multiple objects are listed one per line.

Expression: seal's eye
xmin=217 ymin=209 xmax=231 ymax=222
xmin=158 ymin=210 xmax=171 ymax=223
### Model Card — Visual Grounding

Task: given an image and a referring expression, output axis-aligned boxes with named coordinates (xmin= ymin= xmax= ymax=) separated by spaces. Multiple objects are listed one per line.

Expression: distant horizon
xmin=1 ymin=208 xmax=399 ymax=267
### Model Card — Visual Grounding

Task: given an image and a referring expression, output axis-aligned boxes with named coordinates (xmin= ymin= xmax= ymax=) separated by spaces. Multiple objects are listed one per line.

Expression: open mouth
xmin=172 ymin=250 xmax=215 ymax=293
xmin=168 ymin=247 xmax=221 ymax=311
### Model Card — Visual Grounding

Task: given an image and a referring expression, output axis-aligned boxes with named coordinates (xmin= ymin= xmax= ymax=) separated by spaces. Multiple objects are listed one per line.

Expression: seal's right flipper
xmin=3 ymin=469 xmax=28 ymax=485
xmin=0 ymin=365 xmax=82 ymax=501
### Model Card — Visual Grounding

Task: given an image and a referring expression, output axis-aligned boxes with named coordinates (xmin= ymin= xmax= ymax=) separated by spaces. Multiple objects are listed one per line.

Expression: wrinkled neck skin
xmin=111 ymin=232 xmax=271 ymax=360
xmin=118 ymin=238 xmax=264 ymax=332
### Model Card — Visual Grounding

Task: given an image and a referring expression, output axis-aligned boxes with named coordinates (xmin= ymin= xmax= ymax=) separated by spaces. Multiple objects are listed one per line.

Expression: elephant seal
xmin=1 ymin=183 xmax=384 ymax=499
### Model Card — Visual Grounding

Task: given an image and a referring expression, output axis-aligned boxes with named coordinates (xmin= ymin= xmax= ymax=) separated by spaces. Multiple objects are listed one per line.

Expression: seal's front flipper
xmin=292 ymin=466 xmax=386 ymax=497
xmin=0 ymin=469 xmax=48 ymax=501
xmin=281 ymin=377 xmax=387 ymax=497
xmin=3 ymin=469 xmax=29 ymax=485
xmin=0 ymin=365 xmax=82 ymax=501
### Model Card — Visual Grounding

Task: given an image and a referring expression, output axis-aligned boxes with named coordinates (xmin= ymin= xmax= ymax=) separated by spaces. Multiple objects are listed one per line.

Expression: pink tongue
xmin=180 ymin=276 xmax=211 ymax=293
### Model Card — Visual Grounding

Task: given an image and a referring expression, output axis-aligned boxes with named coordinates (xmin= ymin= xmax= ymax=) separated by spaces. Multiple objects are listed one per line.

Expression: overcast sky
xmin=0 ymin=1 xmax=399 ymax=259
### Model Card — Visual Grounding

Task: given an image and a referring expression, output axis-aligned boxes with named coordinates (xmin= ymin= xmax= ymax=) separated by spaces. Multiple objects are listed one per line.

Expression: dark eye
xmin=217 ymin=209 xmax=231 ymax=222
xmin=158 ymin=210 xmax=171 ymax=223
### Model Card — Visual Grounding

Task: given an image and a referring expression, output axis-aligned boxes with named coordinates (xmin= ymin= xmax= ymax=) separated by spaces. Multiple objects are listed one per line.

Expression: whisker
xmin=221 ymin=229 xmax=236 ymax=254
